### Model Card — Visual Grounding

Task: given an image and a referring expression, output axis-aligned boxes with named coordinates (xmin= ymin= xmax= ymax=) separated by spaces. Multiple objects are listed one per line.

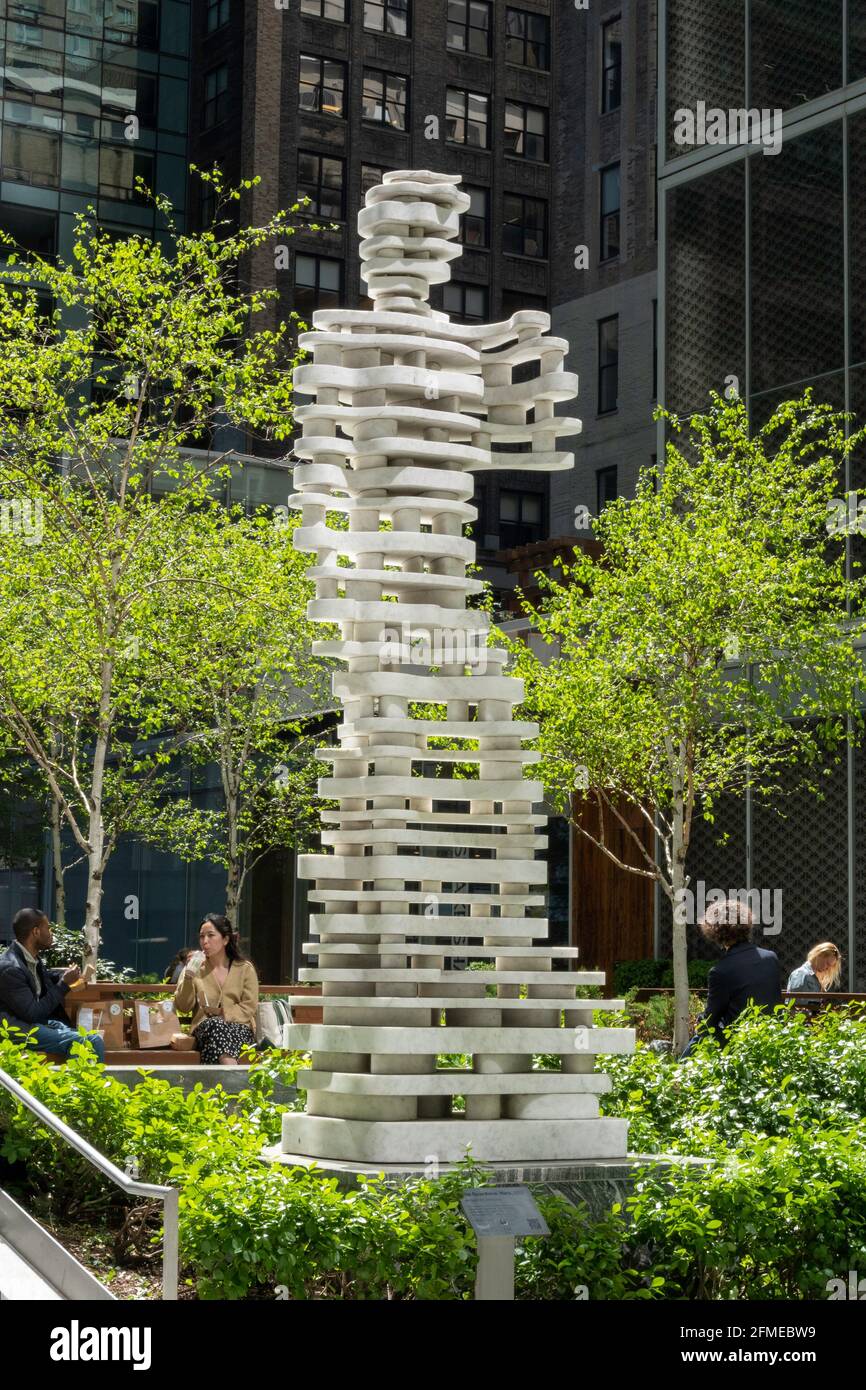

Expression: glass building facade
xmin=0 ymin=0 xmax=190 ymax=260
xmin=659 ymin=0 xmax=866 ymax=986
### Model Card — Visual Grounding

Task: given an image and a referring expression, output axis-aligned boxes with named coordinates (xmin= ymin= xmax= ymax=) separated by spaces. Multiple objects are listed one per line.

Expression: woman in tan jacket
xmin=174 ymin=914 xmax=259 ymax=1065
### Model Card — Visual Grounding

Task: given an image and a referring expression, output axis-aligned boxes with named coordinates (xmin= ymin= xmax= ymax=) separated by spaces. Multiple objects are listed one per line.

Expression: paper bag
xmin=133 ymin=999 xmax=182 ymax=1049
xmin=71 ymin=1000 xmax=126 ymax=1050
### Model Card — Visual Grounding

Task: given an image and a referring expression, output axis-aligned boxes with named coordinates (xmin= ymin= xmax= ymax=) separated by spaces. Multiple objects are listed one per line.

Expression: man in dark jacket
xmin=0 ymin=908 xmax=104 ymax=1061
xmin=680 ymin=898 xmax=783 ymax=1058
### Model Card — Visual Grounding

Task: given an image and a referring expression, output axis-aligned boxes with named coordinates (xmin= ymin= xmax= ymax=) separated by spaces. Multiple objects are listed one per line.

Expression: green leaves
xmin=0 ymin=175 xmax=327 ymax=946
xmin=4 ymin=1009 xmax=866 ymax=1299
xmin=510 ymin=391 xmax=865 ymax=855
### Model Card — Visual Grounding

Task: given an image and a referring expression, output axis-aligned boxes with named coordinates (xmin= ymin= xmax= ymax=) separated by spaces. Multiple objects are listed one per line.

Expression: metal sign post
xmin=461 ymin=1186 xmax=550 ymax=1301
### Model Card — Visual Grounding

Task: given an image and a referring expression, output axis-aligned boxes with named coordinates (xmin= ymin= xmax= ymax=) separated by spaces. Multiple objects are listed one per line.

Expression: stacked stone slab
xmin=284 ymin=170 xmax=634 ymax=1164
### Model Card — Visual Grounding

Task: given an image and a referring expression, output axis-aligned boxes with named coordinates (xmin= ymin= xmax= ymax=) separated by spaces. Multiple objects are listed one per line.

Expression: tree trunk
xmin=50 ymin=792 xmax=66 ymax=930
xmin=225 ymin=868 xmax=240 ymax=930
xmin=83 ymin=837 xmax=104 ymax=981
xmin=224 ymin=773 xmax=241 ymax=927
xmin=83 ymin=696 xmax=112 ymax=979
xmin=670 ymin=797 xmax=690 ymax=1054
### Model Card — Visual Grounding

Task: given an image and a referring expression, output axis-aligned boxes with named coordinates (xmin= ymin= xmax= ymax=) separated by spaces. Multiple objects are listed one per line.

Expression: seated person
xmin=174 ymin=913 xmax=258 ymax=1066
xmin=163 ymin=947 xmax=192 ymax=985
xmin=787 ymin=942 xmax=842 ymax=994
xmin=680 ymin=898 xmax=782 ymax=1058
xmin=0 ymin=908 xmax=104 ymax=1062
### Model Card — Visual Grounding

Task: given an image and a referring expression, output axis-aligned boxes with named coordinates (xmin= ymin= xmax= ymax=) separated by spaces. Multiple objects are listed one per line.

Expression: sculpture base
xmin=264 ymin=1147 xmax=710 ymax=1219
xmin=278 ymin=1112 xmax=629 ymax=1164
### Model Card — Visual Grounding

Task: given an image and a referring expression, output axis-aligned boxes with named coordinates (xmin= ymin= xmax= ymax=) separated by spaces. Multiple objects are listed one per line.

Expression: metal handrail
xmin=0 ymin=1065 xmax=178 ymax=1300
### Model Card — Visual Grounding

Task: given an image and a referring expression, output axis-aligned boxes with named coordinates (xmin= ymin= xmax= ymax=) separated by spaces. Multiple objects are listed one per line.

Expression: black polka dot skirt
xmin=194 ymin=1017 xmax=256 ymax=1063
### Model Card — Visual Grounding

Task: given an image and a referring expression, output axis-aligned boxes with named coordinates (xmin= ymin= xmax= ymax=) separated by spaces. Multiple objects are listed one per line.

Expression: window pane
xmin=3 ymin=125 xmax=59 ymax=186
xmin=466 ymin=287 xmax=485 ymax=317
xmin=361 ymin=163 xmax=385 ymax=194
xmin=319 ymin=260 xmax=341 ymax=291
xmin=602 ymin=17 xmax=623 ymax=113
xmin=386 ymin=0 xmax=409 ymax=36
xmin=322 ymin=60 xmax=345 ymax=115
xmin=601 ymin=164 xmax=620 ymax=213
xmin=296 ymin=254 xmax=318 ymax=288
xmin=298 ymin=151 xmax=318 ymax=185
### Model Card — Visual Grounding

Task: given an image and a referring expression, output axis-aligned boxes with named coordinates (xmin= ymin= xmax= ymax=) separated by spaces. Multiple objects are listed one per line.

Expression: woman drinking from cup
xmin=174 ymin=914 xmax=259 ymax=1065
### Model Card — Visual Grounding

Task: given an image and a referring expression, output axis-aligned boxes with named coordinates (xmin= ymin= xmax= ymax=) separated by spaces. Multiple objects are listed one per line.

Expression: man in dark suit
xmin=0 ymin=908 xmax=104 ymax=1061
xmin=680 ymin=898 xmax=783 ymax=1058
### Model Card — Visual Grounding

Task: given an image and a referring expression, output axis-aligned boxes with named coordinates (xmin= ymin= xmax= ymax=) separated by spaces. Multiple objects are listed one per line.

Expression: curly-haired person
xmin=679 ymin=897 xmax=782 ymax=1059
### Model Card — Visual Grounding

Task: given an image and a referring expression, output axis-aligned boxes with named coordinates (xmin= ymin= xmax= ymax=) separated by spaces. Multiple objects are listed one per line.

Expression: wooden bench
xmin=631 ymin=987 xmax=866 ymax=1010
xmin=29 ymin=980 xmax=325 ymax=1063
xmin=64 ymin=981 xmax=323 ymax=1023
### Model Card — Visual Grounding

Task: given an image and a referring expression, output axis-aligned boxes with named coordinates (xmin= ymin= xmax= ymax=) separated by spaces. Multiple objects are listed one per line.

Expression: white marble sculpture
xmin=283 ymin=170 xmax=634 ymax=1164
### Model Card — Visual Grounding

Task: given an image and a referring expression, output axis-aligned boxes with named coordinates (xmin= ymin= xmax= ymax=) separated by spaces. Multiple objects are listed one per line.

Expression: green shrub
xmin=613 ymin=957 xmax=714 ymax=994
xmin=626 ymin=1125 xmax=866 ymax=1299
xmin=658 ymin=958 xmax=714 ymax=989
xmin=5 ymin=1003 xmax=866 ymax=1299
xmin=601 ymin=1002 xmax=866 ymax=1154
xmin=0 ymin=925 xmax=133 ymax=983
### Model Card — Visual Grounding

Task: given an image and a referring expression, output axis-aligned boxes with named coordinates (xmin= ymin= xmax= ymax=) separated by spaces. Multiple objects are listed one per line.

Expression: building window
xmin=298 ymin=54 xmax=346 ymax=117
xmin=361 ymin=163 xmax=386 ymax=197
xmin=294 ymin=254 xmax=343 ymax=321
xmin=206 ymin=0 xmax=230 ymax=33
xmin=362 ymin=69 xmax=409 ymax=129
xmin=460 ymin=186 xmax=490 ymax=247
xmin=447 ymin=1 xmax=491 ymax=56
xmin=505 ymin=8 xmax=550 ymax=70
xmin=301 ymin=0 xmax=348 ymax=18
xmin=446 ymin=88 xmax=489 ymax=148
xmin=202 ymin=65 xmax=229 ymax=129
xmin=298 ymin=151 xmax=345 ymax=220
xmin=596 ymin=465 xmax=618 ymax=513
xmin=499 ymin=490 xmax=544 ymax=548
xmin=104 ymin=0 xmax=159 ymax=48
xmin=652 ymin=299 xmax=657 ymax=400
xmin=600 ymin=163 xmax=620 ymax=261
xmin=99 ymin=146 xmax=154 ymax=202
xmin=597 ymin=315 xmax=619 ymax=414
xmin=602 ymin=16 xmax=622 ymax=113
xmin=0 ymin=204 xmax=56 ymax=259
xmin=501 ymin=289 xmax=547 ymax=316
xmin=364 ymin=0 xmax=409 ymax=37
xmin=2 ymin=126 xmax=59 ymax=188
xmin=102 ymin=66 xmax=158 ymax=123
xmin=504 ymin=101 xmax=548 ymax=162
xmin=444 ymin=281 xmax=489 ymax=322
xmin=503 ymin=194 xmax=547 ymax=259
xmin=473 ymin=485 xmax=488 ymax=540
xmin=650 ymin=143 xmax=657 ymax=241
xmin=200 ymin=180 xmax=216 ymax=228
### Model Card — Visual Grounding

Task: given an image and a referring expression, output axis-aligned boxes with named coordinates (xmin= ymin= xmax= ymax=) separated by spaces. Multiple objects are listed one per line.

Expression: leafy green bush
xmin=625 ymin=1125 xmax=866 ymax=1299
xmin=613 ymin=957 xmax=714 ymax=994
xmin=613 ymin=991 xmax=704 ymax=1045
xmin=0 ymin=924 xmax=133 ymax=982
xmin=5 ymin=1002 xmax=866 ymax=1299
xmin=658 ymin=958 xmax=714 ymax=989
xmin=601 ymin=1002 xmax=866 ymax=1154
